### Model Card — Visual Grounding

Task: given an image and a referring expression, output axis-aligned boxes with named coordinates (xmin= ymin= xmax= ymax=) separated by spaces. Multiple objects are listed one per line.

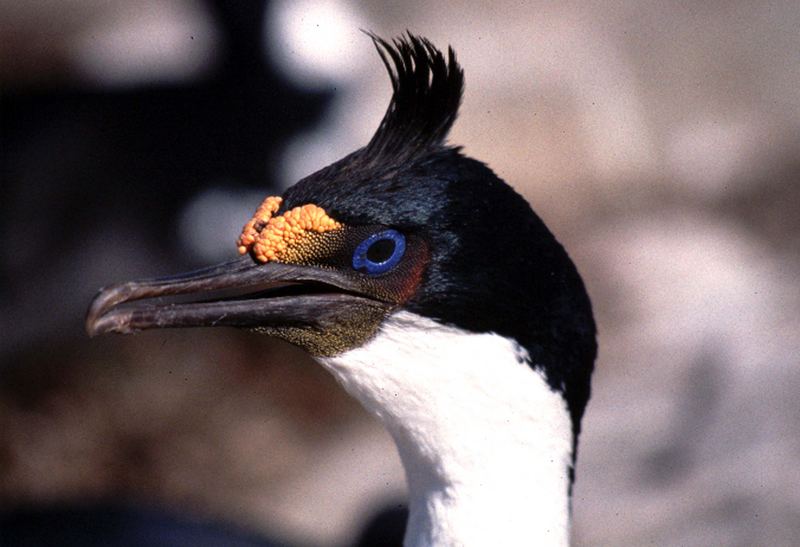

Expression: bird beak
xmin=86 ymin=256 xmax=391 ymax=337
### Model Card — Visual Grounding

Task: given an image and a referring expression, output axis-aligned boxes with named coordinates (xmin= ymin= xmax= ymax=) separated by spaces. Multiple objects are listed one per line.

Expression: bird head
xmin=87 ymin=33 xmax=596 ymax=440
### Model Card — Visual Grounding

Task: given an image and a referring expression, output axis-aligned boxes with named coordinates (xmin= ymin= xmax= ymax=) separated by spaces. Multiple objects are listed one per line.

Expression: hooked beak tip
xmin=85 ymin=310 xmax=127 ymax=337
xmin=85 ymin=284 xmax=132 ymax=337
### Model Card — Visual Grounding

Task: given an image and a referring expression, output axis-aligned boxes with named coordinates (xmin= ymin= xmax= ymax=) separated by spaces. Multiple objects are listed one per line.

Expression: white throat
xmin=320 ymin=311 xmax=574 ymax=547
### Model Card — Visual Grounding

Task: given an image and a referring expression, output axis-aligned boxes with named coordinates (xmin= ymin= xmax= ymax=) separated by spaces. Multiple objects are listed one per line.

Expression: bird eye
xmin=352 ymin=230 xmax=406 ymax=275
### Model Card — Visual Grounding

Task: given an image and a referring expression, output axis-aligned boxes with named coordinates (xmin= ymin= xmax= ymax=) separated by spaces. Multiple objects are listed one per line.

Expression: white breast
xmin=320 ymin=311 xmax=574 ymax=547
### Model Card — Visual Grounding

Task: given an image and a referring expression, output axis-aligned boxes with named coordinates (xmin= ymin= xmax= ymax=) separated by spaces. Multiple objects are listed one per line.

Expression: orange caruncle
xmin=237 ymin=196 xmax=342 ymax=263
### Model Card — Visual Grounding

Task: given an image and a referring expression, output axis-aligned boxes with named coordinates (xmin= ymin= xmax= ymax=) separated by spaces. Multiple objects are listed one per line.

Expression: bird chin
xmin=85 ymin=256 xmax=395 ymax=356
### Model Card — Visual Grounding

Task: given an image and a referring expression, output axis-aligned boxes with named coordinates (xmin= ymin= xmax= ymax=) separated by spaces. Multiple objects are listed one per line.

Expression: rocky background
xmin=2 ymin=1 xmax=799 ymax=545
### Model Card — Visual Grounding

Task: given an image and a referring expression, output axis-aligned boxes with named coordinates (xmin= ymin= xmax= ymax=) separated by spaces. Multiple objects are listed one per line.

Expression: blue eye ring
xmin=352 ymin=229 xmax=406 ymax=275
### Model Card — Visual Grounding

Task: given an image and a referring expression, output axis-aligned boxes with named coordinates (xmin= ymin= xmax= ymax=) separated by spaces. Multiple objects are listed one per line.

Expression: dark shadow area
xmin=0 ymin=503 xmax=288 ymax=547
xmin=0 ymin=0 xmax=331 ymax=359
xmin=353 ymin=503 xmax=408 ymax=547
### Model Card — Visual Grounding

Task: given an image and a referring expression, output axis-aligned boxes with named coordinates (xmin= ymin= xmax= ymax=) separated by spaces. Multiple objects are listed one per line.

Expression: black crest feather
xmin=363 ymin=32 xmax=464 ymax=163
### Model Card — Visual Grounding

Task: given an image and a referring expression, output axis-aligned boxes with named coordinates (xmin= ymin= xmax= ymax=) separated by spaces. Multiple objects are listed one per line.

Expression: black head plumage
xmin=363 ymin=32 xmax=464 ymax=165
xmin=285 ymin=32 xmax=463 ymax=189
xmin=281 ymin=33 xmax=596 ymax=443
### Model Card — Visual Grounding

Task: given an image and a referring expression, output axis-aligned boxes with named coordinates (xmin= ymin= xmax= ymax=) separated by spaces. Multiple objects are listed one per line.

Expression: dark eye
xmin=352 ymin=229 xmax=406 ymax=275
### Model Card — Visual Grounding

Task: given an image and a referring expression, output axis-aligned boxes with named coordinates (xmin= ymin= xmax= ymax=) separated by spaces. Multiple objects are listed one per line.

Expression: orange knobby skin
xmin=237 ymin=196 xmax=342 ymax=263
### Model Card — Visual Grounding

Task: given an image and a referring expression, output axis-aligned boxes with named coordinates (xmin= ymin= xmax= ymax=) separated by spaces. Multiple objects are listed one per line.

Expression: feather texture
xmin=363 ymin=32 xmax=464 ymax=165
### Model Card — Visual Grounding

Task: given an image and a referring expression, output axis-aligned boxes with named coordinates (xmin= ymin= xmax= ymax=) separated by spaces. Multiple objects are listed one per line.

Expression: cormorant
xmin=87 ymin=33 xmax=596 ymax=546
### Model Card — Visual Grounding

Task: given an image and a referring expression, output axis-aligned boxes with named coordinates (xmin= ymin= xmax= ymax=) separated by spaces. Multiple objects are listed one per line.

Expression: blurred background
xmin=2 ymin=1 xmax=799 ymax=545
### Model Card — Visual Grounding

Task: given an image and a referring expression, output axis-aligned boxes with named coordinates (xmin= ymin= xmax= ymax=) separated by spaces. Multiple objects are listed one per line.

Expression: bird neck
xmin=320 ymin=311 xmax=574 ymax=547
